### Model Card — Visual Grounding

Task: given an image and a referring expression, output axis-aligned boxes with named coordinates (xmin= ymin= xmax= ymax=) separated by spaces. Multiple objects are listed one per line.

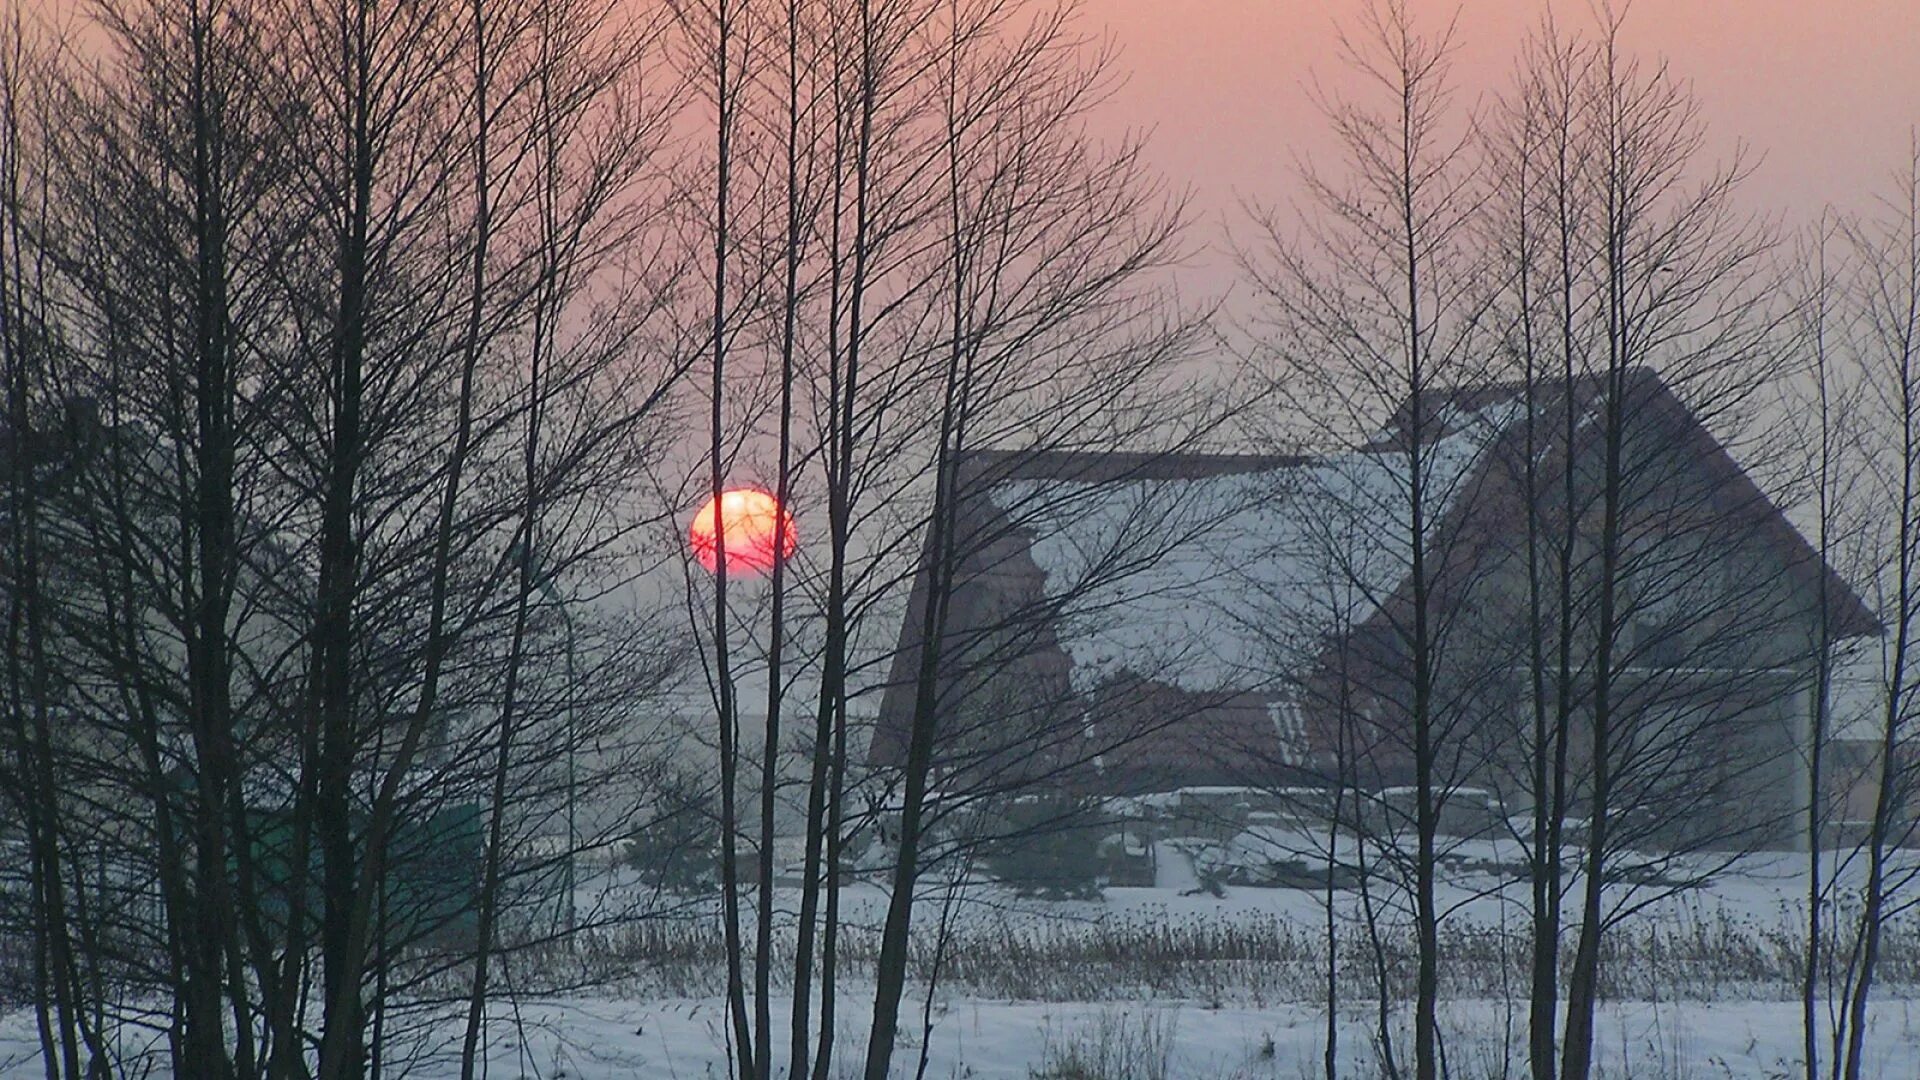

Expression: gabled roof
xmin=873 ymin=369 xmax=1880 ymax=785
xmin=978 ymin=451 xmax=1478 ymax=694
xmin=1390 ymin=368 xmax=1879 ymax=640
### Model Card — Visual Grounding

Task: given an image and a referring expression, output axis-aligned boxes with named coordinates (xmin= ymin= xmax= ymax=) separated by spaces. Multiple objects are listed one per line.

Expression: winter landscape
xmin=3 ymin=0 xmax=1920 ymax=1077
xmin=9 ymin=847 xmax=1916 ymax=1077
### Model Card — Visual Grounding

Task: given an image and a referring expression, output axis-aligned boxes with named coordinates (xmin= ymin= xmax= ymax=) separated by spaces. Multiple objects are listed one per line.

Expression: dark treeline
xmin=0 ymin=0 xmax=689 ymax=1074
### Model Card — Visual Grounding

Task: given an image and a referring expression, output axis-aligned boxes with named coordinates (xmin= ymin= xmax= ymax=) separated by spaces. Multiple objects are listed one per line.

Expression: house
xmin=873 ymin=369 xmax=1882 ymax=852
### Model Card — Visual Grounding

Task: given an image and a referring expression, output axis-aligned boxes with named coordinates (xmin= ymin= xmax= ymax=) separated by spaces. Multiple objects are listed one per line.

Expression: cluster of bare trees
xmin=1790 ymin=147 xmax=1920 ymax=1080
xmin=0 ymin=0 xmax=1211 ymax=1074
xmin=668 ymin=0 xmax=1219 ymax=1075
xmin=0 ymin=0 xmax=692 ymax=1074
xmin=1232 ymin=4 xmax=1918 ymax=1080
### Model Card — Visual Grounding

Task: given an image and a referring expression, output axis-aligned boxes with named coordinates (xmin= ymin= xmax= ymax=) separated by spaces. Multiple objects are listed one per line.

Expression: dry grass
xmin=1028 ymin=1009 xmax=1178 ymax=1080
xmin=510 ymin=898 xmax=1920 ymax=1007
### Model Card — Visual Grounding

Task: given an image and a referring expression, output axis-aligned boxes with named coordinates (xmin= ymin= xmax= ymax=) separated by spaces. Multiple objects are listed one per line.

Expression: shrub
xmin=624 ymin=768 xmax=718 ymax=892
xmin=1030 ymin=1009 xmax=1177 ymax=1080
xmin=983 ymin=795 xmax=1109 ymax=900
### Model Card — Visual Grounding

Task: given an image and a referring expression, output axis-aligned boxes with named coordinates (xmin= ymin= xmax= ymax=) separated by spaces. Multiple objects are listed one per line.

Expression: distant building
xmin=874 ymin=369 xmax=1883 ymax=851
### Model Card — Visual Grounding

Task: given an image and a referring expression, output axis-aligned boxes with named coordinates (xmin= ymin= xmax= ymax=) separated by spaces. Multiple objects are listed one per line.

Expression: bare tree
xmin=852 ymin=4 xmax=1212 ymax=1074
xmin=1230 ymin=12 xmax=1804 ymax=1080
xmin=27 ymin=0 xmax=317 ymax=1070
xmin=1480 ymin=25 xmax=1592 ymax=1079
xmin=1826 ymin=137 xmax=1920 ymax=1080
xmin=1238 ymin=4 xmax=1496 ymax=1076
xmin=0 ymin=15 xmax=112 ymax=1076
xmin=1472 ymin=12 xmax=1804 ymax=1080
xmin=1778 ymin=211 xmax=1873 ymax=1080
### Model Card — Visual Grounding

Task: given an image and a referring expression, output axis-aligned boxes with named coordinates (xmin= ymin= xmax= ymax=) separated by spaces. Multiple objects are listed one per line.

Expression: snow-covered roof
xmin=877 ymin=371 xmax=1885 ymax=794
xmin=985 ymin=402 xmax=1520 ymax=697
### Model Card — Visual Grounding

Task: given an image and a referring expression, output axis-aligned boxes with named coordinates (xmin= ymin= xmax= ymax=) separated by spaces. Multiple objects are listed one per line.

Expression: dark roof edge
xmin=958 ymin=447 xmax=1313 ymax=486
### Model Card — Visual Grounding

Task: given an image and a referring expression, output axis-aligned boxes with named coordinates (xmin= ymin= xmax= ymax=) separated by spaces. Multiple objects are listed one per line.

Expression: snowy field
xmin=99 ymin=995 xmax=1890 ymax=1080
xmin=3 ymin=850 xmax=1917 ymax=1078
xmin=10 ymin=992 xmax=1911 ymax=1079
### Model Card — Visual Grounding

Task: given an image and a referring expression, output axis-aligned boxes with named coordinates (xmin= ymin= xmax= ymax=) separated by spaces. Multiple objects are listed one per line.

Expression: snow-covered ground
xmin=11 ymin=992 xmax=1906 ymax=1078
xmin=3 ymin=851 xmax=1917 ymax=1077
xmin=231 ymin=996 xmax=1920 ymax=1079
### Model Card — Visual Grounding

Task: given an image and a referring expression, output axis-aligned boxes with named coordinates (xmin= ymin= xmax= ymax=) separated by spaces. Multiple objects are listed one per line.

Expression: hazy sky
xmin=1088 ymin=0 xmax=1920 ymax=298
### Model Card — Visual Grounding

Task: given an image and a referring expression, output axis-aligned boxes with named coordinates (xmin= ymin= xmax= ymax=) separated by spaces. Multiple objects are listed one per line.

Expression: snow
xmin=8 ymin=849 xmax=1918 ymax=1077
xmin=9 ymin=990 xmax=1910 ymax=1078
xmin=235 ymin=997 xmax=1906 ymax=1079
xmin=986 ymin=403 xmax=1521 ymax=698
xmin=8 ymin=995 xmax=1907 ymax=1079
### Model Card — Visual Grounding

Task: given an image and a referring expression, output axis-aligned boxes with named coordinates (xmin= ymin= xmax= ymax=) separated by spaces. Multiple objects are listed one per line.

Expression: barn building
xmin=873 ymin=369 xmax=1883 ymax=852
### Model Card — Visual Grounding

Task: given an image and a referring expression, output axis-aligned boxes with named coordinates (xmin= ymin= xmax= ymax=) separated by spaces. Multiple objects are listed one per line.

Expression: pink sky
xmin=1090 ymin=0 xmax=1920 ymax=291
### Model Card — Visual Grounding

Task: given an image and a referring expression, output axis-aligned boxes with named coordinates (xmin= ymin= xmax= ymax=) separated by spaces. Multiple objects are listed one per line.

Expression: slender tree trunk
xmin=184 ymin=1 xmax=252 ymax=1069
xmin=805 ymin=32 xmax=854 ymax=1069
xmin=1559 ymin=253 xmax=1629 ymax=1080
xmin=756 ymin=0 xmax=804 ymax=1070
xmin=313 ymin=4 xmax=378 ymax=1074
xmin=1801 ymin=218 xmax=1841 ymax=1080
xmin=459 ymin=20 xmax=573 ymax=1065
xmin=704 ymin=2 xmax=754 ymax=1074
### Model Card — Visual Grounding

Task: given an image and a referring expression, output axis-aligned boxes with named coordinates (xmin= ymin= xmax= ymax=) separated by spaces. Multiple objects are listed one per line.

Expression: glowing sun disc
xmin=689 ymin=488 xmax=796 ymax=575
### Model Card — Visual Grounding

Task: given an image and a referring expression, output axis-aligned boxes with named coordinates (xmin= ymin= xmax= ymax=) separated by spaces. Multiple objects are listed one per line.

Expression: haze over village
xmin=2 ymin=1 xmax=1919 ymax=1078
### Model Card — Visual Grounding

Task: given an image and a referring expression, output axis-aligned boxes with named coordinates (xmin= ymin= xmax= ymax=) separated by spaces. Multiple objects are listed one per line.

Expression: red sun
xmin=689 ymin=488 xmax=797 ymax=575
